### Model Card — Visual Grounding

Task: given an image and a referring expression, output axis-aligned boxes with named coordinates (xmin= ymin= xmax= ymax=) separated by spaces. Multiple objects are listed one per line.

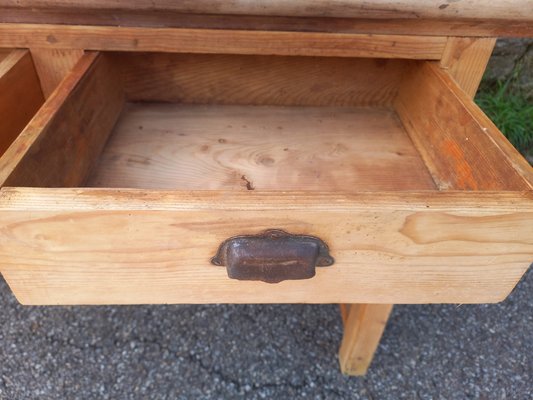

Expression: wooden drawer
xmin=0 ymin=51 xmax=531 ymax=305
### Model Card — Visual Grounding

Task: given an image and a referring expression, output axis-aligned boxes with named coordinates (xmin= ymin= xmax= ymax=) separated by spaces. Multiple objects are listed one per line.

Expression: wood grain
xmin=339 ymin=304 xmax=350 ymax=324
xmin=3 ymin=1 xmax=532 ymax=21
xmin=30 ymin=48 xmax=84 ymax=98
xmin=440 ymin=37 xmax=497 ymax=98
xmin=0 ymin=24 xmax=447 ymax=59
xmin=0 ymin=188 xmax=531 ymax=305
xmin=0 ymin=49 xmax=44 ymax=156
xmin=1 ymin=10 xmax=532 ymax=38
xmin=115 ymin=53 xmax=408 ymax=106
xmin=0 ymin=48 xmax=13 ymax=63
xmin=0 ymin=52 xmax=124 ymax=187
xmin=86 ymin=104 xmax=435 ymax=191
xmin=339 ymin=304 xmax=393 ymax=375
xmin=395 ymin=62 xmax=533 ymax=191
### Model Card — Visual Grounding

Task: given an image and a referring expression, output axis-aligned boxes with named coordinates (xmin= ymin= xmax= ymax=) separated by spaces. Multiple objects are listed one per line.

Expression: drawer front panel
xmin=0 ymin=189 xmax=531 ymax=305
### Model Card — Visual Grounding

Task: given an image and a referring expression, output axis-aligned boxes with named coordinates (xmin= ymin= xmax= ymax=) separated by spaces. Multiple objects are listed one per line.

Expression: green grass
xmin=475 ymin=81 xmax=533 ymax=156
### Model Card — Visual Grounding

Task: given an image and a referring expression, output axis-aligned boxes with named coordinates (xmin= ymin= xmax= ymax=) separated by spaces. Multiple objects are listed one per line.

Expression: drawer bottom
xmin=86 ymin=103 xmax=436 ymax=192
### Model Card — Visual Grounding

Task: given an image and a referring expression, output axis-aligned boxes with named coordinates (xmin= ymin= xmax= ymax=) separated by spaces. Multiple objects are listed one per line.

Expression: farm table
xmin=0 ymin=1 xmax=531 ymax=375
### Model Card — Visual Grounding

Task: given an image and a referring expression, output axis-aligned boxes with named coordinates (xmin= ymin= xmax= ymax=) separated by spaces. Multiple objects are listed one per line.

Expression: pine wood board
xmin=3 ymin=1 xmax=531 ymax=21
xmin=1 ymin=10 xmax=532 ymax=38
xmin=440 ymin=37 xmax=497 ymax=98
xmin=0 ymin=188 xmax=531 ymax=305
xmin=86 ymin=104 xmax=436 ymax=192
xmin=29 ymin=48 xmax=84 ymax=98
xmin=0 ymin=52 xmax=124 ymax=187
xmin=0 ymin=24 xmax=447 ymax=59
xmin=395 ymin=62 xmax=533 ymax=191
xmin=114 ymin=53 xmax=408 ymax=107
xmin=338 ymin=304 xmax=393 ymax=375
xmin=0 ymin=49 xmax=44 ymax=156
xmin=0 ymin=48 xmax=13 ymax=63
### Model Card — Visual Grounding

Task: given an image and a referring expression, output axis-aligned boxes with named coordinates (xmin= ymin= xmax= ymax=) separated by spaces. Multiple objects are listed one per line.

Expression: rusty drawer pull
xmin=211 ymin=229 xmax=334 ymax=283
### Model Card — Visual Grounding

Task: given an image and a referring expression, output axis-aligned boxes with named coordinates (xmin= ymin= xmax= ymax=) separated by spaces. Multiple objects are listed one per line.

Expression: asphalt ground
xmin=0 ymin=266 xmax=531 ymax=399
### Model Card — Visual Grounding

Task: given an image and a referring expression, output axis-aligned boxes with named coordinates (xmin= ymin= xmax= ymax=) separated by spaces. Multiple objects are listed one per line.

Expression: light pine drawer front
xmin=0 ymin=189 xmax=531 ymax=305
xmin=0 ymin=51 xmax=531 ymax=305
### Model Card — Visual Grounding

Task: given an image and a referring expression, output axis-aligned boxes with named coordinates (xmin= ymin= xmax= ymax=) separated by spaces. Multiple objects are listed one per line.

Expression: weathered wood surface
xmin=0 ymin=50 xmax=44 ymax=156
xmin=2 ymin=1 xmax=532 ymax=21
xmin=440 ymin=37 xmax=497 ymax=98
xmin=0 ymin=48 xmax=13 ymax=63
xmin=1 ymin=10 xmax=532 ymax=38
xmin=0 ymin=189 xmax=531 ymax=305
xmin=395 ymin=62 xmax=533 ymax=191
xmin=30 ymin=48 xmax=84 ymax=98
xmin=87 ymin=104 xmax=435 ymax=191
xmin=0 ymin=52 xmax=124 ymax=187
xmin=0 ymin=24 xmax=447 ymax=59
xmin=114 ymin=53 xmax=408 ymax=107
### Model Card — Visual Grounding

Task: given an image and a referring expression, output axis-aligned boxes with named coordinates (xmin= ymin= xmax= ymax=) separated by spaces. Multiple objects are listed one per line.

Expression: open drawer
xmin=0 ymin=51 xmax=531 ymax=305
xmin=0 ymin=49 xmax=44 ymax=157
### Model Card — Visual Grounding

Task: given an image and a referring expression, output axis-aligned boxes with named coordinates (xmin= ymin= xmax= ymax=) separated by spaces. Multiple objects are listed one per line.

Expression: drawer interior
xmin=2 ymin=51 xmax=530 ymax=192
xmin=0 ymin=52 xmax=436 ymax=191
xmin=89 ymin=53 xmax=436 ymax=192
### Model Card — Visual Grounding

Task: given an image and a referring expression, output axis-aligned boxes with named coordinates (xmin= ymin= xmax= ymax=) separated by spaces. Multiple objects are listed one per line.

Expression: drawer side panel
xmin=0 ymin=50 xmax=44 ymax=156
xmin=0 ymin=52 xmax=124 ymax=187
xmin=395 ymin=62 xmax=533 ymax=190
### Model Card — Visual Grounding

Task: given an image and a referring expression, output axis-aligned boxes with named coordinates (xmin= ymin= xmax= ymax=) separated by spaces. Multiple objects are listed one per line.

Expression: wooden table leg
xmin=338 ymin=304 xmax=393 ymax=375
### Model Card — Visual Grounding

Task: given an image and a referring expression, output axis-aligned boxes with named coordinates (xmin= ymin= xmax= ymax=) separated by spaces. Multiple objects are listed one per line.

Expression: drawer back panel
xmin=111 ymin=52 xmax=410 ymax=107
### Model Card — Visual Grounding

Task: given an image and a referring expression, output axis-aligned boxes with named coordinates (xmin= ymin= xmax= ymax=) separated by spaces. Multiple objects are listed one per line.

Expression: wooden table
xmin=0 ymin=1 xmax=531 ymax=375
